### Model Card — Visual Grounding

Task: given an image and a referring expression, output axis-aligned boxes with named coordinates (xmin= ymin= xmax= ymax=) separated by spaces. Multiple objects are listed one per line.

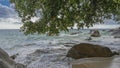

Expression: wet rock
xmin=64 ymin=45 xmax=73 ymax=47
xmin=112 ymin=52 xmax=119 ymax=55
xmin=102 ymin=29 xmax=106 ymax=31
xmin=33 ymin=49 xmax=49 ymax=54
xmin=107 ymin=29 xmax=115 ymax=32
xmin=28 ymin=49 xmax=49 ymax=57
xmin=66 ymin=43 xmax=115 ymax=59
xmin=90 ymin=30 xmax=101 ymax=37
xmin=85 ymin=37 xmax=92 ymax=41
xmin=70 ymin=32 xmax=81 ymax=35
xmin=114 ymin=36 xmax=120 ymax=38
xmin=111 ymin=28 xmax=120 ymax=38
xmin=0 ymin=61 xmax=10 ymax=68
xmin=10 ymin=53 xmax=19 ymax=60
xmin=89 ymin=30 xmax=93 ymax=34
xmin=111 ymin=28 xmax=120 ymax=37
xmin=63 ymin=42 xmax=76 ymax=47
xmin=0 ymin=48 xmax=26 ymax=68
xmin=16 ymin=63 xmax=26 ymax=68
xmin=24 ymin=43 xmax=36 ymax=46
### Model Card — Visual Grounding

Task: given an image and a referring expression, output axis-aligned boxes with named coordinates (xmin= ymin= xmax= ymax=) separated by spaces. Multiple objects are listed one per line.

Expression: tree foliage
xmin=10 ymin=0 xmax=120 ymax=35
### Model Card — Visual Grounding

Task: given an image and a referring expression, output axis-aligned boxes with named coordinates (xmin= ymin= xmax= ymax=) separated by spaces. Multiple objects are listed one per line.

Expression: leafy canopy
xmin=10 ymin=0 xmax=120 ymax=35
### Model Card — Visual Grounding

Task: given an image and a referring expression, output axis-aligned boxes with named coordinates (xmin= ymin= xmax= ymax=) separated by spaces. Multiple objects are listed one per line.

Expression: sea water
xmin=0 ymin=29 xmax=120 ymax=68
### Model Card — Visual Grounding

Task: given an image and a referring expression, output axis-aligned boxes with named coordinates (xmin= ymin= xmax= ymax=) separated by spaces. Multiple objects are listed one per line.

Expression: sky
xmin=0 ymin=0 xmax=22 ymax=29
xmin=0 ymin=0 xmax=10 ymax=7
xmin=0 ymin=0 xmax=119 ymax=29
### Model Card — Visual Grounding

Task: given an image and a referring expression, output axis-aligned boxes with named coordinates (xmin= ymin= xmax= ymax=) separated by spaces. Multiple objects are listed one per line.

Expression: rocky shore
xmin=0 ymin=48 xmax=26 ymax=68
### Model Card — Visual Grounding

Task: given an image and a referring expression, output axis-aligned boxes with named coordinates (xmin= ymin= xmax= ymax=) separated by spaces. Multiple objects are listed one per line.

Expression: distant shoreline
xmin=0 ymin=28 xmax=118 ymax=30
xmin=0 ymin=29 xmax=20 ymax=30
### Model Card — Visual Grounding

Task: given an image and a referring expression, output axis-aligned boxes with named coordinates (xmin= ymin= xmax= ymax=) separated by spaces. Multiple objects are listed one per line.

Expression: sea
xmin=0 ymin=29 xmax=120 ymax=68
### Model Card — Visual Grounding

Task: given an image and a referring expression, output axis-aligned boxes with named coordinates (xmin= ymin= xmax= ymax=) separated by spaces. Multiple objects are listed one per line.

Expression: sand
xmin=71 ymin=56 xmax=120 ymax=68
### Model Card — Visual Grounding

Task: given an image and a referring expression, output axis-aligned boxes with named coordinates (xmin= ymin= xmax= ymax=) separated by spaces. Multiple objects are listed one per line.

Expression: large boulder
xmin=66 ymin=43 xmax=117 ymax=59
xmin=0 ymin=48 xmax=26 ymax=68
xmin=90 ymin=30 xmax=101 ymax=37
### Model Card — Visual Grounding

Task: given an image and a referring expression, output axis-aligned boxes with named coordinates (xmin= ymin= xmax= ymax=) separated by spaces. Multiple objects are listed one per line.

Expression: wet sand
xmin=71 ymin=56 xmax=120 ymax=68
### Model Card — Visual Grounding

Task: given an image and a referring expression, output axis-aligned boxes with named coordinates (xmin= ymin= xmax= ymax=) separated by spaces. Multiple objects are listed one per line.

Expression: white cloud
xmin=103 ymin=19 xmax=118 ymax=25
xmin=0 ymin=4 xmax=18 ymax=18
xmin=31 ymin=17 xmax=39 ymax=22
xmin=0 ymin=17 xmax=22 ymax=29
xmin=0 ymin=4 xmax=22 ymax=29
xmin=0 ymin=23 xmax=22 ymax=29
xmin=87 ymin=24 xmax=120 ymax=29
xmin=0 ymin=4 xmax=119 ymax=29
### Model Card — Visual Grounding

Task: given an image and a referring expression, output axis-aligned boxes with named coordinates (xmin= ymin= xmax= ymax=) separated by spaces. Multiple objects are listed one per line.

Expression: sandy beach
xmin=71 ymin=55 xmax=120 ymax=68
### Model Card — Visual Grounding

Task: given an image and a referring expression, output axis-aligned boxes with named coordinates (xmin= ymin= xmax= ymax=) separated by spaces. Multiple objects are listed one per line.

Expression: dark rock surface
xmin=0 ymin=48 xmax=26 ymax=68
xmin=111 ymin=28 xmax=120 ymax=38
xmin=67 ymin=43 xmax=118 ymax=59
xmin=90 ymin=30 xmax=101 ymax=37
xmin=10 ymin=53 xmax=19 ymax=60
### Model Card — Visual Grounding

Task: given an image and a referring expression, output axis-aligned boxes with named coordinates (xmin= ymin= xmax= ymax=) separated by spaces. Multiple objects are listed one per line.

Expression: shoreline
xmin=0 ymin=29 xmax=120 ymax=68
xmin=71 ymin=55 xmax=120 ymax=68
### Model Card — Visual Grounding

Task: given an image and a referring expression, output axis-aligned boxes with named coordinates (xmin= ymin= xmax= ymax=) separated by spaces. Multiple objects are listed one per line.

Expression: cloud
xmin=0 ymin=4 xmax=17 ymax=18
xmin=0 ymin=4 xmax=22 ymax=29
xmin=0 ymin=23 xmax=22 ymax=29
xmin=87 ymin=24 xmax=120 ymax=29
xmin=103 ymin=19 xmax=118 ymax=25
xmin=0 ymin=4 xmax=119 ymax=29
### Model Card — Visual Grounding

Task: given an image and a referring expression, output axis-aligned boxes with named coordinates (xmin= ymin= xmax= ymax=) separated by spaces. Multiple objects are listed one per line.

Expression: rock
xmin=85 ymin=37 xmax=92 ymax=41
xmin=66 ymin=43 xmax=116 ymax=59
xmin=111 ymin=28 xmax=120 ymax=35
xmin=89 ymin=30 xmax=93 ymax=34
xmin=111 ymin=28 xmax=120 ymax=37
xmin=90 ymin=30 xmax=101 ymax=37
xmin=16 ymin=63 xmax=26 ymax=68
xmin=112 ymin=52 xmax=119 ymax=55
xmin=102 ymin=29 xmax=106 ymax=31
xmin=28 ymin=49 xmax=49 ymax=57
xmin=107 ymin=29 xmax=115 ymax=32
xmin=112 ymin=30 xmax=120 ymax=35
xmin=24 ymin=43 xmax=36 ymax=46
xmin=0 ymin=48 xmax=26 ymax=68
xmin=10 ymin=53 xmax=19 ymax=60
xmin=114 ymin=35 xmax=120 ymax=38
xmin=70 ymin=32 xmax=81 ymax=35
